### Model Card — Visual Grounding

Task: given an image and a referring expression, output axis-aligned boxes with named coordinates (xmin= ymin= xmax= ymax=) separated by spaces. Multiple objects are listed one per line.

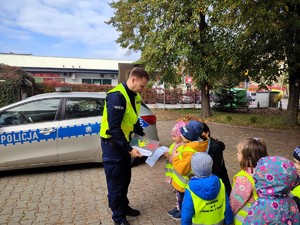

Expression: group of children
xmin=163 ymin=119 xmax=300 ymax=225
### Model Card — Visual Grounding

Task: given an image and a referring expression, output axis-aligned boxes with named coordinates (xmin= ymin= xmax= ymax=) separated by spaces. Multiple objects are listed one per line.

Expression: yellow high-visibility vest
xmin=172 ymin=145 xmax=197 ymax=192
xmin=233 ymin=170 xmax=258 ymax=225
xmin=165 ymin=143 xmax=176 ymax=179
xmin=291 ymin=185 xmax=300 ymax=198
xmin=186 ymin=179 xmax=226 ymax=225
xmin=100 ymin=84 xmax=141 ymax=141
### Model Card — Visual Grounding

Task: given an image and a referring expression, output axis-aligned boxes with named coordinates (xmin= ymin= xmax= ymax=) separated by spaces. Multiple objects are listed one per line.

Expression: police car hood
xmin=188 ymin=175 xmax=221 ymax=200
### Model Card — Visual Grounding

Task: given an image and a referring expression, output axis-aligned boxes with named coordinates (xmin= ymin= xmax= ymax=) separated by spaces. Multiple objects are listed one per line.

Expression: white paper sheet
xmin=133 ymin=146 xmax=153 ymax=157
xmin=145 ymin=146 xmax=169 ymax=167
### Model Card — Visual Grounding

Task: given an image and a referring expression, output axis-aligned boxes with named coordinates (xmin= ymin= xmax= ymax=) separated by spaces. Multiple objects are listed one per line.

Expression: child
xmin=181 ymin=152 xmax=233 ymax=225
xmin=164 ymin=120 xmax=186 ymax=183
xmin=244 ymin=156 xmax=300 ymax=224
xmin=291 ymin=146 xmax=300 ymax=210
xmin=169 ymin=120 xmax=209 ymax=220
xmin=230 ymin=137 xmax=268 ymax=225
xmin=164 ymin=120 xmax=185 ymax=217
xmin=201 ymin=122 xmax=232 ymax=196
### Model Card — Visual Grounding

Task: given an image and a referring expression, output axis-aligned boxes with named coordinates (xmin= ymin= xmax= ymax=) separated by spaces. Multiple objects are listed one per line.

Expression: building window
xmin=103 ymin=79 xmax=111 ymax=85
xmin=82 ymin=79 xmax=92 ymax=84
xmin=93 ymin=79 xmax=101 ymax=85
xmin=82 ymin=79 xmax=112 ymax=85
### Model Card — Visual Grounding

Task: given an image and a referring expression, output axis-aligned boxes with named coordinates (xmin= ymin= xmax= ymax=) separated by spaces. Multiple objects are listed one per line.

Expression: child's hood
xmin=188 ymin=175 xmax=221 ymax=200
xmin=209 ymin=139 xmax=225 ymax=152
xmin=254 ymin=156 xmax=298 ymax=197
xmin=185 ymin=139 xmax=208 ymax=152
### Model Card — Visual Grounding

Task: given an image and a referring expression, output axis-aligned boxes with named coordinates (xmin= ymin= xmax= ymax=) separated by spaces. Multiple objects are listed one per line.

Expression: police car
xmin=0 ymin=92 xmax=159 ymax=171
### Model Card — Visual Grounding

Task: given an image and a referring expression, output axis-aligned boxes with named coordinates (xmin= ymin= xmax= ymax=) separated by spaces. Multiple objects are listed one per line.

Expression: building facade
xmin=0 ymin=53 xmax=134 ymax=86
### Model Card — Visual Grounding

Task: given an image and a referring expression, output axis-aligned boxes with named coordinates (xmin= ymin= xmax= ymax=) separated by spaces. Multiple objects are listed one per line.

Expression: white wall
xmin=256 ymin=92 xmax=270 ymax=108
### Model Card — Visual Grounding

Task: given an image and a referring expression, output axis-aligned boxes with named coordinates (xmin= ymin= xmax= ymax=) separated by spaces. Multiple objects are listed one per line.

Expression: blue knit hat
xmin=293 ymin=146 xmax=300 ymax=161
xmin=180 ymin=120 xmax=204 ymax=141
xmin=191 ymin=152 xmax=213 ymax=178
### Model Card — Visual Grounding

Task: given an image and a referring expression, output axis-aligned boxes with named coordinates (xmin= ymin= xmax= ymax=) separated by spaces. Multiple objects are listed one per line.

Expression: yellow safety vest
xmin=165 ymin=143 xmax=176 ymax=179
xmin=186 ymin=179 xmax=226 ymax=225
xmin=233 ymin=170 xmax=258 ymax=225
xmin=100 ymin=84 xmax=141 ymax=141
xmin=172 ymin=145 xmax=197 ymax=192
xmin=291 ymin=185 xmax=300 ymax=198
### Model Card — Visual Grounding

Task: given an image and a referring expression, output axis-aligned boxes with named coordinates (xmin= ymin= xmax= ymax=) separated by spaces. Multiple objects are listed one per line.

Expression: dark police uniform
xmin=100 ymin=82 xmax=144 ymax=223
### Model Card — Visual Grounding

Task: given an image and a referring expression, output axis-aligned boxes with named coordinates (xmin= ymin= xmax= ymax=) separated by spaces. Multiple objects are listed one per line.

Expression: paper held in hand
xmin=130 ymin=134 xmax=160 ymax=156
xmin=145 ymin=146 xmax=169 ymax=167
xmin=130 ymin=134 xmax=168 ymax=167
xmin=132 ymin=146 xmax=153 ymax=157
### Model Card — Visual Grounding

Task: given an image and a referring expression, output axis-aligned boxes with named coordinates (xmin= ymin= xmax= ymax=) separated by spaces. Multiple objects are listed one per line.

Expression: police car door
xmin=57 ymin=97 xmax=103 ymax=162
xmin=0 ymin=99 xmax=60 ymax=168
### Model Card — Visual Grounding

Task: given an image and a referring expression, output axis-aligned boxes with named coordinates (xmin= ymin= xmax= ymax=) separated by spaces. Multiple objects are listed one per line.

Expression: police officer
xmin=100 ymin=67 xmax=149 ymax=225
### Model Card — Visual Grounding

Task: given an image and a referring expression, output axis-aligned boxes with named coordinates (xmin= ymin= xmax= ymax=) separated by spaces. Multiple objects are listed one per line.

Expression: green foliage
xmin=226 ymin=115 xmax=232 ymax=121
xmin=107 ymin=0 xmax=299 ymax=123
xmin=0 ymin=64 xmax=37 ymax=107
xmin=250 ymin=116 xmax=258 ymax=123
xmin=153 ymin=108 xmax=299 ymax=130
xmin=208 ymin=0 xmax=300 ymax=124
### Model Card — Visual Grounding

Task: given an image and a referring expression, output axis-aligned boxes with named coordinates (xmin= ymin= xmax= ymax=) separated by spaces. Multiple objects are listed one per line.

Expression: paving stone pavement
xmin=0 ymin=121 xmax=299 ymax=225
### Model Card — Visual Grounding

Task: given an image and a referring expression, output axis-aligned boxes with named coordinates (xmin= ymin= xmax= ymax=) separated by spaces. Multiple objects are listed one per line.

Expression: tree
xmin=107 ymin=1 xmax=299 ymax=125
xmin=107 ymin=1 xmax=229 ymax=118
xmin=209 ymin=0 xmax=300 ymax=125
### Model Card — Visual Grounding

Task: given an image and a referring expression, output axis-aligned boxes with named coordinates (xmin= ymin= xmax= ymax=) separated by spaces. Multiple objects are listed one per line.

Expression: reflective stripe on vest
xmin=99 ymin=84 xmax=141 ymax=141
xmin=234 ymin=202 xmax=252 ymax=225
xmin=165 ymin=143 xmax=176 ymax=179
xmin=233 ymin=170 xmax=258 ymax=225
xmin=186 ymin=179 xmax=226 ymax=225
xmin=172 ymin=145 xmax=197 ymax=190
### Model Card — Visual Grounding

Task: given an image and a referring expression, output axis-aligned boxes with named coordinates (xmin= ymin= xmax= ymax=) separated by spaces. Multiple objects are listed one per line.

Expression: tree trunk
xmin=199 ymin=82 xmax=212 ymax=118
xmin=285 ymin=71 xmax=300 ymax=126
xmin=285 ymin=3 xmax=300 ymax=126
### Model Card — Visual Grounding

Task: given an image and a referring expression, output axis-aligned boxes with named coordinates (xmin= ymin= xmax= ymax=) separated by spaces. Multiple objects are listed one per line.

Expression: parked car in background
xmin=156 ymin=93 xmax=178 ymax=104
xmin=195 ymin=93 xmax=214 ymax=104
xmin=179 ymin=94 xmax=194 ymax=104
xmin=0 ymin=91 xmax=159 ymax=171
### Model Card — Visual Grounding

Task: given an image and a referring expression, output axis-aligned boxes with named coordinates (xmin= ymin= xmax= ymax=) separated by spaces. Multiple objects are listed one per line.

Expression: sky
xmin=0 ymin=0 xmax=140 ymax=61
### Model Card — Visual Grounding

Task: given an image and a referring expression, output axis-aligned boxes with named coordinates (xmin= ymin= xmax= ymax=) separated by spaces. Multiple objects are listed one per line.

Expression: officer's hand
xmin=129 ymin=148 xmax=143 ymax=158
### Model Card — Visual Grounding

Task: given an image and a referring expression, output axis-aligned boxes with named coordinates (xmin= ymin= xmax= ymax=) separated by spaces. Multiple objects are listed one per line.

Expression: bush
xmin=37 ymin=81 xmax=113 ymax=93
xmin=0 ymin=65 xmax=36 ymax=107
xmin=250 ymin=116 xmax=258 ymax=123
xmin=226 ymin=115 xmax=232 ymax=121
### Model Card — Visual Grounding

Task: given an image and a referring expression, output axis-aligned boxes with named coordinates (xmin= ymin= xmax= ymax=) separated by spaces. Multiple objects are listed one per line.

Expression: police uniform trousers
xmin=101 ymin=139 xmax=131 ymax=222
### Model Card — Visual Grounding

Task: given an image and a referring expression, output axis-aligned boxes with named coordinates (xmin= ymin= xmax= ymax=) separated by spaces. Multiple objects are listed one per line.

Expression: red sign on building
xmin=33 ymin=73 xmax=60 ymax=77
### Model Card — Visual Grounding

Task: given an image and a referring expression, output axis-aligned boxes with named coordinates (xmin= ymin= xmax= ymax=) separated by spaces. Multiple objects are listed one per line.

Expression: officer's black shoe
xmin=125 ymin=206 xmax=140 ymax=217
xmin=114 ymin=218 xmax=130 ymax=225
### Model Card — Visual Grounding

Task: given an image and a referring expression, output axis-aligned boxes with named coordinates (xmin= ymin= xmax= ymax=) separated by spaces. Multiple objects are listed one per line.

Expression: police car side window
xmin=65 ymin=98 xmax=103 ymax=119
xmin=0 ymin=99 xmax=60 ymax=126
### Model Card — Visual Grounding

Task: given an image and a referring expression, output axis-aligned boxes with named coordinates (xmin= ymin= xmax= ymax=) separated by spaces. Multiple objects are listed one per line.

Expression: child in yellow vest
xmin=181 ymin=152 xmax=234 ymax=225
xmin=169 ymin=120 xmax=208 ymax=220
xmin=229 ymin=137 xmax=268 ymax=225
xmin=291 ymin=146 xmax=300 ymax=210
xmin=164 ymin=120 xmax=186 ymax=218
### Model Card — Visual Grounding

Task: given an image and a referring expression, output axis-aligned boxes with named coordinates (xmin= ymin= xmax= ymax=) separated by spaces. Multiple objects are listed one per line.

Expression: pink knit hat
xmin=171 ymin=121 xmax=186 ymax=137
